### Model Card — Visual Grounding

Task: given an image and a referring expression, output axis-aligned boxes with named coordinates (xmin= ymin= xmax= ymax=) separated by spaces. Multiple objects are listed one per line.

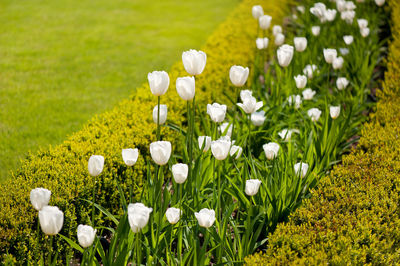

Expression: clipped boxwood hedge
xmin=245 ymin=1 xmax=400 ymax=265
xmin=0 ymin=0 xmax=291 ymax=263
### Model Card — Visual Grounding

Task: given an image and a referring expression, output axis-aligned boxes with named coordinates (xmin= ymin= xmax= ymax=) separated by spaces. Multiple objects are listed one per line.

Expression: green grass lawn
xmin=0 ymin=0 xmax=239 ymax=181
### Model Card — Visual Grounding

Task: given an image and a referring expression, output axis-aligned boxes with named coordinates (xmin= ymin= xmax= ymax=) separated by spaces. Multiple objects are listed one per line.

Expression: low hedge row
xmin=245 ymin=1 xmax=400 ymax=265
xmin=0 ymin=0 xmax=291 ymax=263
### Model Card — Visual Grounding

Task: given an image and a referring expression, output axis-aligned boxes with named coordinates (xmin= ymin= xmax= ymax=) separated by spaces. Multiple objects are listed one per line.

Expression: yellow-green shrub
xmin=0 ymin=0 xmax=291 ymax=263
xmin=245 ymin=1 xmax=400 ymax=265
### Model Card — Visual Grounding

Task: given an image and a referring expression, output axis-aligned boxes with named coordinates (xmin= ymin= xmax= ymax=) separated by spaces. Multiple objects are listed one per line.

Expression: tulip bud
xmin=251 ymin=111 xmax=266 ymax=126
xmin=77 ymin=224 xmax=97 ymax=248
xmin=277 ymin=44 xmax=294 ymax=67
xmin=252 ymin=5 xmax=264 ymax=19
xmin=219 ymin=122 xmax=232 ymax=137
xmin=128 ymin=203 xmax=153 ymax=233
xmin=287 ymin=95 xmax=302 ymax=109
xmin=332 ymin=56 xmax=344 ymax=70
xmin=211 ymin=136 xmax=231 ymax=160
xmin=294 ymin=75 xmax=307 ymax=89
xmin=152 ymin=104 xmax=167 ymax=125
xmin=323 ymin=48 xmax=337 ymax=64
xmin=336 ymin=77 xmax=349 ymax=90
xmin=88 ymin=155 xmax=104 ymax=177
xmin=245 ymin=179 xmax=262 ymax=196
xmin=148 ymin=71 xmax=170 ymax=96
xmin=150 ymin=141 xmax=171 ymax=166
xmin=256 ymin=37 xmax=269 ymax=50
xmin=229 ymin=66 xmax=249 ymax=87
xmin=176 ymin=76 xmax=195 ymax=101
xmin=259 ymin=15 xmax=272 ymax=30
xmin=357 ymin=19 xmax=368 ymax=29
xmin=360 ymin=27 xmax=370 ymax=38
xmin=272 ymin=25 xmax=282 ymax=36
xmin=182 ymin=49 xmax=207 ymax=76
xmin=207 ymin=103 xmax=227 ymax=123
xmin=165 ymin=207 xmax=182 ymax=224
xmin=375 ymin=0 xmax=385 ymax=6
xmin=121 ymin=148 xmax=139 ymax=167
xmin=198 ymin=136 xmax=212 ymax=152
xmin=230 ymin=145 xmax=243 ymax=159
xmin=39 ymin=206 xmax=64 ymax=235
xmin=303 ymin=64 xmax=318 ymax=79
xmin=294 ymin=37 xmax=307 ymax=52
xmin=294 ymin=162 xmax=309 ymax=178
xmin=302 ymin=88 xmax=316 ymax=100
xmin=330 ymin=106 xmax=341 ymax=119
xmin=263 ymin=142 xmax=280 ymax=160
xmin=278 ymin=129 xmax=299 ymax=141
xmin=311 ymin=26 xmax=321 ymax=36
xmin=274 ymin=33 xmax=285 ymax=46
xmin=343 ymin=35 xmax=354 ymax=45
xmin=30 ymin=188 xmax=51 ymax=211
xmin=172 ymin=163 xmax=188 ymax=184
xmin=195 ymin=208 xmax=216 ymax=228
xmin=307 ymin=108 xmax=322 ymax=122
xmin=237 ymin=95 xmax=263 ymax=114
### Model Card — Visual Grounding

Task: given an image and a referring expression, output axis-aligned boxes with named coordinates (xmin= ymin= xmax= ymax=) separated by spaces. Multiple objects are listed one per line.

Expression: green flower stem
xmin=91 ymin=175 xmax=96 ymax=226
xmin=157 ymin=96 xmax=161 ymax=141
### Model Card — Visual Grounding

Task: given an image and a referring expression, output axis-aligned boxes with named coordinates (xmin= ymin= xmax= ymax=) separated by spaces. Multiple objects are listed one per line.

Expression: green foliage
xmin=0 ymin=0 xmax=290 ymax=263
xmin=245 ymin=1 xmax=400 ymax=265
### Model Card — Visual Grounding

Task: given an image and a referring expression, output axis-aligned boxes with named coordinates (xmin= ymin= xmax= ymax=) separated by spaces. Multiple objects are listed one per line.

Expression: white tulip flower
xmin=330 ymin=106 xmax=341 ymax=119
xmin=297 ymin=5 xmax=305 ymax=14
xmin=240 ymin=89 xmax=253 ymax=101
xmin=278 ymin=129 xmax=299 ymax=141
xmin=310 ymin=3 xmax=327 ymax=22
xmin=343 ymin=35 xmax=354 ymax=45
xmin=195 ymin=208 xmax=216 ymax=228
xmin=345 ymin=1 xmax=356 ymax=11
xmin=207 ymin=103 xmax=227 ymax=123
xmin=323 ymin=48 xmax=337 ymax=64
xmin=294 ymin=162 xmax=309 ymax=178
xmin=311 ymin=26 xmax=321 ymax=36
xmin=150 ymin=141 xmax=171 ymax=166
xmin=237 ymin=95 xmax=263 ymax=114
xmin=30 ymin=188 xmax=51 ymax=211
xmin=256 ymin=37 xmax=269 ymax=50
xmin=294 ymin=37 xmax=307 ymax=52
xmin=357 ymin=19 xmax=368 ymax=29
xmin=272 ymin=25 xmax=282 ymax=36
xmin=324 ymin=9 xmax=337 ymax=22
xmin=148 ymin=71 xmax=170 ymax=96
xmin=274 ymin=33 xmax=285 ymax=46
xmin=263 ymin=142 xmax=280 ymax=160
xmin=77 ymin=225 xmax=97 ymax=248
xmin=229 ymin=66 xmax=249 ymax=87
xmin=375 ymin=0 xmax=385 ymax=6
xmin=252 ymin=5 xmax=264 ymax=19
xmin=332 ymin=56 xmax=344 ymax=70
xmin=277 ymin=44 xmax=294 ymax=67
xmin=336 ymin=0 xmax=346 ymax=12
xmin=287 ymin=95 xmax=302 ymax=109
xmin=230 ymin=145 xmax=243 ymax=159
xmin=122 ymin=148 xmax=139 ymax=166
xmin=251 ymin=111 xmax=266 ymax=126
xmin=307 ymin=108 xmax=322 ymax=122
xmin=341 ymin=10 xmax=356 ymax=24
xmin=182 ymin=49 xmax=207 ymax=76
xmin=336 ymin=77 xmax=349 ymax=90
xmin=165 ymin=207 xmax=182 ymax=224
xmin=152 ymin=104 xmax=167 ymax=125
xmin=245 ymin=179 xmax=262 ymax=196
xmin=340 ymin=48 xmax=349 ymax=56
xmin=171 ymin=163 xmax=188 ymax=184
xmin=360 ymin=27 xmax=370 ymax=38
xmin=88 ymin=155 xmax=104 ymax=177
xmin=303 ymin=64 xmax=318 ymax=79
xmin=198 ymin=136 xmax=212 ymax=152
xmin=219 ymin=122 xmax=232 ymax=137
xmin=211 ymin=136 xmax=231 ymax=160
xmin=259 ymin=15 xmax=272 ymax=30
xmin=294 ymin=75 xmax=307 ymax=89
xmin=39 ymin=206 xmax=64 ymax=235
xmin=176 ymin=76 xmax=195 ymax=101
xmin=302 ymin=88 xmax=316 ymax=100
xmin=128 ymin=203 xmax=153 ymax=233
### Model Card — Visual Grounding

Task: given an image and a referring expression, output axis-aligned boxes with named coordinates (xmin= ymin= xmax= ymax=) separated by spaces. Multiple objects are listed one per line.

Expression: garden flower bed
xmin=1 ymin=0 xmax=394 ymax=264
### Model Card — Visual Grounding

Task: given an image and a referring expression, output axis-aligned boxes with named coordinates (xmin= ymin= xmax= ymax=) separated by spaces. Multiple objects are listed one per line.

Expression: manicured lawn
xmin=0 ymin=0 xmax=239 ymax=181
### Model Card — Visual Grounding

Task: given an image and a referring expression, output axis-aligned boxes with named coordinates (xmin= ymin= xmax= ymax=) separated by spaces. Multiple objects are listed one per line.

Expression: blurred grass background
xmin=0 ymin=0 xmax=239 ymax=181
